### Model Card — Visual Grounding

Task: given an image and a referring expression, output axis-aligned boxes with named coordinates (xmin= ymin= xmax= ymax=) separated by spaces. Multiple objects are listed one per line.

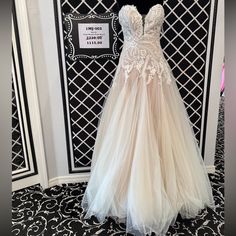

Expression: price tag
xmin=64 ymin=12 xmax=120 ymax=60
xmin=78 ymin=23 xmax=110 ymax=48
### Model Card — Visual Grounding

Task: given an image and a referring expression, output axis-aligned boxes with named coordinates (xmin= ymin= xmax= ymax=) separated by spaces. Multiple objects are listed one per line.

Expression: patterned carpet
xmin=12 ymin=97 xmax=224 ymax=236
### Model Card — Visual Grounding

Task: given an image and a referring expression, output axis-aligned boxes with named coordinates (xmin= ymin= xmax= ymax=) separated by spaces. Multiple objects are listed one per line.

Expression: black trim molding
xmin=201 ymin=0 xmax=219 ymax=157
xmin=12 ymin=1 xmax=38 ymax=181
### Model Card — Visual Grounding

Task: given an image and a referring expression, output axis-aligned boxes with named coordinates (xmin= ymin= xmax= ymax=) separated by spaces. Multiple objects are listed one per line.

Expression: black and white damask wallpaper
xmin=54 ymin=0 xmax=216 ymax=173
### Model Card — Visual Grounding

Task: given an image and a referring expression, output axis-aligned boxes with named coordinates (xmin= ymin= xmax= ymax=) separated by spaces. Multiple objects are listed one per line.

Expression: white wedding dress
xmin=81 ymin=4 xmax=215 ymax=236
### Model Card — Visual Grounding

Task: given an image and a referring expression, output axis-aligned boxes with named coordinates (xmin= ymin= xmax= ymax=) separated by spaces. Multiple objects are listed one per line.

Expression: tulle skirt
xmin=81 ymin=58 xmax=215 ymax=235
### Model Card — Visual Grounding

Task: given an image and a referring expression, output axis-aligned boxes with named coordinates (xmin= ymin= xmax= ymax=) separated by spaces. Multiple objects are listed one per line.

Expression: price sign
xmin=64 ymin=12 xmax=119 ymax=60
xmin=78 ymin=23 xmax=110 ymax=48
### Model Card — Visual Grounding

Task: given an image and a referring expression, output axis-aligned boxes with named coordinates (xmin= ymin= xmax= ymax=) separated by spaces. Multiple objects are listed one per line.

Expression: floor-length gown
xmin=81 ymin=4 xmax=215 ymax=236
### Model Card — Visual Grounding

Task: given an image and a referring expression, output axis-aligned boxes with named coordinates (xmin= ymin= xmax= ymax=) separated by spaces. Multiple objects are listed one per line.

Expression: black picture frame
xmin=64 ymin=12 xmax=119 ymax=60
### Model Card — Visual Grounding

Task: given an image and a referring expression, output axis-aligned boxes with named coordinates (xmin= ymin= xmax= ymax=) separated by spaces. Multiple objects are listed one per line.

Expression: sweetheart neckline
xmin=119 ymin=4 xmax=164 ymax=36
xmin=120 ymin=3 xmax=164 ymax=18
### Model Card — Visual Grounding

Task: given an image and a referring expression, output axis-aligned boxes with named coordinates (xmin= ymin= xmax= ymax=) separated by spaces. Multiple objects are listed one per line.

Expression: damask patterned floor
xmin=12 ymin=97 xmax=224 ymax=236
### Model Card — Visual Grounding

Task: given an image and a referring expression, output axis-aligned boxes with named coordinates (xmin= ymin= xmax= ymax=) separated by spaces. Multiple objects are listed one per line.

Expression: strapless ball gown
xmin=81 ymin=4 xmax=215 ymax=236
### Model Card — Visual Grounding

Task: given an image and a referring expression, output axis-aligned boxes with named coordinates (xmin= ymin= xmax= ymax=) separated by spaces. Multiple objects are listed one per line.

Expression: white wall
xmin=202 ymin=0 xmax=224 ymax=167
xmin=26 ymin=0 xmax=69 ymax=179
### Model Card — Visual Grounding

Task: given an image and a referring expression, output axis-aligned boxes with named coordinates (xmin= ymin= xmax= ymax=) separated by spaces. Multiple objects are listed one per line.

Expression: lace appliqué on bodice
xmin=120 ymin=45 xmax=173 ymax=86
xmin=114 ymin=4 xmax=173 ymax=86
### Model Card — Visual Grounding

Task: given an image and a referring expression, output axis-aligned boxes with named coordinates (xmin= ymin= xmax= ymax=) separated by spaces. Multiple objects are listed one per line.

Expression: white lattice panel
xmin=12 ymin=79 xmax=26 ymax=171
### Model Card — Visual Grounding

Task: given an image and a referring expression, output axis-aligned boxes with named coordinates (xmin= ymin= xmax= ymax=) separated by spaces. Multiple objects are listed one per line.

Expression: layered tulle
xmin=81 ymin=58 xmax=215 ymax=235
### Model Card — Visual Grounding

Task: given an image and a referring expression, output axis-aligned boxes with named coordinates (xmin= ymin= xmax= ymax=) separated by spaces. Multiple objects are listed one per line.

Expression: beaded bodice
xmin=118 ymin=4 xmax=165 ymax=41
xmin=116 ymin=4 xmax=173 ymax=85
